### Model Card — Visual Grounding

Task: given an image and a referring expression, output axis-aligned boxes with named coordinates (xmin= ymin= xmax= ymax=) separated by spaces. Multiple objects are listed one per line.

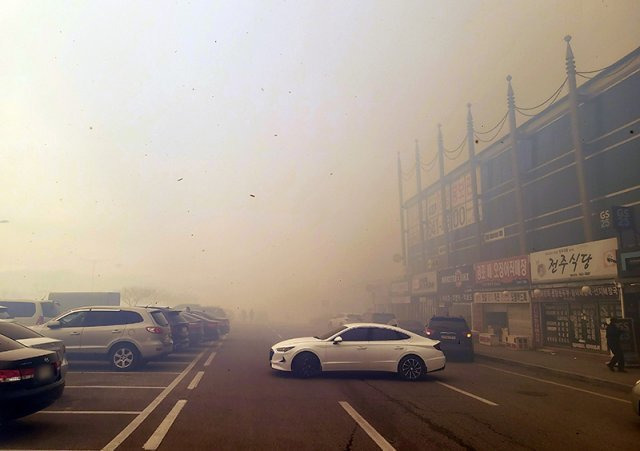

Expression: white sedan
xmin=270 ymin=323 xmax=445 ymax=381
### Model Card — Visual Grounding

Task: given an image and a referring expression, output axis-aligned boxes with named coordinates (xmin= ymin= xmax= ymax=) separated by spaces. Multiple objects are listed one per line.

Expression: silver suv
xmin=32 ymin=306 xmax=173 ymax=370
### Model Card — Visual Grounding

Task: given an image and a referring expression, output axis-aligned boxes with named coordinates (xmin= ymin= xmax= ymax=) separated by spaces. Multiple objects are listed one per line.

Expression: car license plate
xmin=37 ymin=365 xmax=54 ymax=381
xmin=440 ymin=334 xmax=457 ymax=340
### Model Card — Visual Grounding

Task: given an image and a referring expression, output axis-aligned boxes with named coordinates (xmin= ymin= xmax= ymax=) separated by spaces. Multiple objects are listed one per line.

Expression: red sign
xmin=474 ymin=255 xmax=530 ymax=287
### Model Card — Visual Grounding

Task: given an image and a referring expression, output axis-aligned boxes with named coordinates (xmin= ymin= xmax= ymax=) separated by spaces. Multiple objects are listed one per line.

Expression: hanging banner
xmin=438 ymin=265 xmax=474 ymax=293
xmin=446 ymin=172 xmax=475 ymax=231
xmin=530 ymin=238 xmax=618 ymax=282
xmin=426 ymin=189 xmax=444 ymax=239
xmin=474 ymin=255 xmax=530 ymax=288
xmin=411 ymin=271 xmax=438 ymax=295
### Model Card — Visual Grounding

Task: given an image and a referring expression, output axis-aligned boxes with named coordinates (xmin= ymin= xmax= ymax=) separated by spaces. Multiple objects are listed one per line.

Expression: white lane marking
xmin=339 ymin=401 xmax=396 ymax=451
xmin=204 ymin=351 xmax=217 ymax=367
xmin=66 ymin=385 xmax=166 ymax=389
xmin=142 ymin=400 xmax=187 ymax=450
xmin=68 ymin=371 xmax=181 ymax=375
xmin=38 ymin=411 xmax=141 ymax=415
xmin=479 ymin=364 xmax=632 ymax=404
xmin=101 ymin=350 xmax=206 ymax=451
xmin=435 ymin=381 xmax=499 ymax=406
xmin=187 ymin=371 xmax=205 ymax=390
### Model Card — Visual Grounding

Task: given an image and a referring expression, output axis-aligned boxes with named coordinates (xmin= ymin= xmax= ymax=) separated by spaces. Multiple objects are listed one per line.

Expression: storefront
xmin=438 ymin=265 xmax=474 ymax=326
xmin=389 ymin=279 xmax=411 ymax=319
xmin=410 ymin=271 xmax=438 ymax=322
xmin=530 ymin=238 xmax=620 ymax=352
xmin=472 ymin=255 xmax=531 ymax=342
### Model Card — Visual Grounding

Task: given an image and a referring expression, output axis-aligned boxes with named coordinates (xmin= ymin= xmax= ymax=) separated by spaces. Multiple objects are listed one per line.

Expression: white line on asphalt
xmin=37 ymin=411 xmax=141 ymax=415
xmin=204 ymin=351 xmax=217 ymax=367
xmin=478 ymin=364 xmax=632 ymax=404
xmin=68 ymin=371 xmax=182 ymax=375
xmin=101 ymin=350 xmax=206 ymax=451
xmin=187 ymin=371 xmax=205 ymax=390
xmin=339 ymin=401 xmax=396 ymax=451
xmin=435 ymin=382 xmax=499 ymax=406
xmin=66 ymin=385 xmax=166 ymax=389
xmin=142 ymin=400 xmax=188 ymax=450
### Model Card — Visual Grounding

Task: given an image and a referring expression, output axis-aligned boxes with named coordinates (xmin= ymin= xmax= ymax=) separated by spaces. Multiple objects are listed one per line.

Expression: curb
xmin=475 ymin=352 xmax=634 ymax=392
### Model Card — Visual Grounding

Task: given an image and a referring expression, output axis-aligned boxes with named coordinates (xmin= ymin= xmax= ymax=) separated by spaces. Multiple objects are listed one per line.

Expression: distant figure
xmin=606 ymin=317 xmax=626 ymax=372
xmin=249 ymin=309 xmax=254 ymax=322
xmin=241 ymin=309 xmax=247 ymax=322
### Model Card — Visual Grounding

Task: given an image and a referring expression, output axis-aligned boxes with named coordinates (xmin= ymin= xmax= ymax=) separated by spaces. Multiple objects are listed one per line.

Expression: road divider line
xmin=204 ymin=351 xmax=217 ymax=367
xmin=478 ymin=364 xmax=632 ymax=404
xmin=101 ymin=350 xmax=206 ymax=451
xmin=66 ymin=385 xmax=166 ymax=389
xmin=142 ymin=400 xmax=187 ymax=450
xmin=68 ymin=371 xmax=182 ymax=375
xmin=38 ymin=410 xmax=141 ymax=415
xmin=339 ymin=401 xmax=396 ymax=451
xmin=187 ymin=371 xmax=205 ymax=390
xmin=435 ymin=382 xmax=499 ymax=406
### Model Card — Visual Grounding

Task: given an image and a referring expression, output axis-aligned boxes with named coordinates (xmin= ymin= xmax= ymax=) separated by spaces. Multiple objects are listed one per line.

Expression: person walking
xmin=606 ymin=317 xmax=626 ymax=372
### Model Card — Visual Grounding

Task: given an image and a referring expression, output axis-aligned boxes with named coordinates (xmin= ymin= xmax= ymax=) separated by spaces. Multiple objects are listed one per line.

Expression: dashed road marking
xmin=142 ymin=400 xmax=188 ymax=450
xmin=66 ymin=385 xmax=166 ymax=389
xmin=339 ymin=401 xmax=396 ymax=451
xmin=204 ymin=351 xmax=217 ymax=367
xmin=101 ymin=350 xmax=206 ymax=451
xmin=187 ymin=371 xmax=205 ymax=390
xmin=479 ymin=364 xmax=631 ymax=404
xmin=38 ymin=410 xmax=141 ymax=415
xmin=435 ymin=381 xmax=499 ymax=406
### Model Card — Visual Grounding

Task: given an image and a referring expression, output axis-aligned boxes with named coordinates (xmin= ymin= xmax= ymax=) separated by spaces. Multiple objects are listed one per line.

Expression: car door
xmin=322 ymin=326 xmax=371 ymax=371
xmin=367 ymin=328 xmax=411 ymax=372
xmin=80 ymin=310 xmax=127 ymax=356
xmin=46 ymin=310 xmax=89 ymax=352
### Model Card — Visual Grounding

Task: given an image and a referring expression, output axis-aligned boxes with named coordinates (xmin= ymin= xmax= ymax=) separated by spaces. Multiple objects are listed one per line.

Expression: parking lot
xmin=0 ymin=339 xmax=223 ymax=450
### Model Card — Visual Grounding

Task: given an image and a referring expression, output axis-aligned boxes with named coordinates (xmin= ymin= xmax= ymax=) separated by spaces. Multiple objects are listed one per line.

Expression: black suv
xmin=425 ymin=316 xmax=474 ymax=361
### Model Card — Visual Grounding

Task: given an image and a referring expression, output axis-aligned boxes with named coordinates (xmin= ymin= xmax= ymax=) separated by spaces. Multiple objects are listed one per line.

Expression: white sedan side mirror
xmin=333 ymin=336 xmax=343 ymax=344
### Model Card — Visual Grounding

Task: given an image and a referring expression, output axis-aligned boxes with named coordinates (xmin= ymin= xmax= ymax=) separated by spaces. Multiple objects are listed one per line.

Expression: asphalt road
xmin=1 ymin=322 xmax=639 ymax=450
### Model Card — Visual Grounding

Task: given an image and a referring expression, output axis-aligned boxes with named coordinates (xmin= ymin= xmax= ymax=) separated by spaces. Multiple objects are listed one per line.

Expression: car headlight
xmin=276 ymin=346 xmax=295 ymax=352
xmin=635 ymin=379 xmax=640 ymax=386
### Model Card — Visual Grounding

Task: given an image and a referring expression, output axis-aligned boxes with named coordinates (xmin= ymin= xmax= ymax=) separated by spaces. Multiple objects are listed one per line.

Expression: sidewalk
xmin=475 ymin=344 xmax=639 ymax=391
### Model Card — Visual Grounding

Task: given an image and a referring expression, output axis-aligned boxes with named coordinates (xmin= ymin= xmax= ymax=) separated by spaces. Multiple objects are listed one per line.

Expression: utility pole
xmin=415 ymin=141 xmax=427 ymax=271
xmin=506 ymin=75 xmax=528 ymax=254
xmin=466 ymin=104 xmax=483 ymax=259
xmin=397 ymin=152 xmax=407 ymax=269
xmin=565 ymin=35 xmax=594 ymax=242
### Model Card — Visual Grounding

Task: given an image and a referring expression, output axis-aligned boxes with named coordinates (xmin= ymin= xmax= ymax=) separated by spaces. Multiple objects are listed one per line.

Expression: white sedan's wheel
xmin=292 ymin=352 xmax=321 ymax=378
xmin=398 ymin=355 xmax=425 ymax=381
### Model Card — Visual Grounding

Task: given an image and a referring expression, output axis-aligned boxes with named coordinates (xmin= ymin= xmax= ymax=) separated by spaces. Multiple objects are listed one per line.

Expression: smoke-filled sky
xmin=1 ymin=1 xmax=639 ymax=314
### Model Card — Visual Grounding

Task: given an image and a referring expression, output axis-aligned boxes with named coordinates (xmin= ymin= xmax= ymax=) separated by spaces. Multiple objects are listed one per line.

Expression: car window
xmin=317 ymin=325 xmax=347 ymax=340
xmin=0 ymin=321 xmax=44 ymax=340
xmin=0 ymin=307 xmax=12 ymax=319
xmin=340 ymin=327 xmax=370 ymax=341
xmin=58 ymin=311 xmax=88 ymax=327
xmin=151 ymin=311 xmax=169 ymax=326
xmin=0 ymin=334 xmax=24 ymax=352
xmin=0 ymin=301 xmax=36 ymax=318
xmin=41 ymin=302 xmax=59 ymax=318
xmin=370 ymin=328 xmax=409 ymax=341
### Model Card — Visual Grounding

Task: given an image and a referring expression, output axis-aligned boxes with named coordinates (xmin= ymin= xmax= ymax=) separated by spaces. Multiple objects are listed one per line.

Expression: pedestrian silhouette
xmin=606 ymin=317 xmax=626 ymax=372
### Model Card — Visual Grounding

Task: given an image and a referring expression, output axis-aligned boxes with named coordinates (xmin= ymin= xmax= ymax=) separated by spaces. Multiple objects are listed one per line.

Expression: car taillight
xmin=465 ymin=332 xmax=472 ymax=339
xmin=0 ymin=368 xmax=35 ymax=383
xmin=433 ymin=343 xmax=441 ymax=351
xmin=36 ymin=315 xmax=45 ymax=325
xmin=146 ymin=326 xmax=164 ymax=334
xmin=425 ymin=328 xmax=434 ymax=337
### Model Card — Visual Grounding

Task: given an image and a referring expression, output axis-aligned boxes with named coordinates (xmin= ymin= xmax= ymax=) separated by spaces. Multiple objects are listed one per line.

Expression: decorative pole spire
xmin=437 ymin=124 xmax=450 ymax=267
xmin=506 ymin=75 xmax=528 ymax=254
xmin=564 ymin=35 xmax=593 ymax=242
xmin=466 ymin=103 xmax=483 ymax=259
